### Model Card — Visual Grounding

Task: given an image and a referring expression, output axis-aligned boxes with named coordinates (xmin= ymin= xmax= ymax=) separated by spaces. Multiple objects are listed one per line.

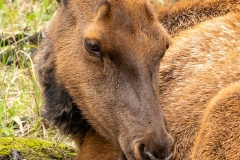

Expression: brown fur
xmin=158 ymin=0 xmax=240 ymax=36
xmin=159 ymin=11 xmax=240 ymax=159
xmin=35 ymin=0 xmax=174 ymax=160
xmin=75 ymin=129 xmax=118 ymax=160
xmin=192 ymin=80 xmax=240 ymax=159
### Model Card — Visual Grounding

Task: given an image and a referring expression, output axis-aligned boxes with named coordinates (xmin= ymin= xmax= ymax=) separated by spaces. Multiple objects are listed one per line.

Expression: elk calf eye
xmin=84 ymin=39 xmax=102 ymax=58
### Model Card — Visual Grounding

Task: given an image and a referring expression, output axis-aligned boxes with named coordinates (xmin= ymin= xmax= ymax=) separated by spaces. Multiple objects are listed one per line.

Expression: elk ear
xmin=96 ymin=1 xmax=111 ymax=21
xmin=142 ymin=2 xmax=157 ymax=22
xmin=56 ymin=0 xmax=68 ymax=7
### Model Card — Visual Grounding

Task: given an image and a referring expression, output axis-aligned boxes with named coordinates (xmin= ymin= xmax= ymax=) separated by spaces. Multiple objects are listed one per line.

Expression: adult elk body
xmin=35 ymin=0 xmax=240 ymax=159
xmin=158 ymin=0 xmax=240 ymax=159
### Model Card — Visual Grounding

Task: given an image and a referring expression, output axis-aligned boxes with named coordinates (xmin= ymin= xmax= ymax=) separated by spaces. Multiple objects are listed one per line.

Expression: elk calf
xmin=35 ymin=0 xmax=240 ymax=159
xmin=35 ymin=0 xmax=174 ymax=160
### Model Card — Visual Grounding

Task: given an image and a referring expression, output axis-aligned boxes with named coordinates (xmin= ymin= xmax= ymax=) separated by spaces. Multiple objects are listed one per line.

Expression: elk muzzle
xmin=119 ymin=129 xmax=175 ymax=160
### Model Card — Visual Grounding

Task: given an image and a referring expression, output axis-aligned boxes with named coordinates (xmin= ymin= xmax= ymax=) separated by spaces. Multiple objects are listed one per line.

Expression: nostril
xmin=138 ymin=144 xmax=154 ymax=160
xmin=139 ymin=144 xmax=158 ymax=160
xmin=139 ymin=144 xmax=145 ymax=154
xmin=137 ymin=135 xmax=175 ymax=160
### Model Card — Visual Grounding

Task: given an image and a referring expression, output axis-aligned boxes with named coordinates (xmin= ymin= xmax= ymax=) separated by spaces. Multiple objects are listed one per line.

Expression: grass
xmin=0 ymin=0 xmax=72 ymax=146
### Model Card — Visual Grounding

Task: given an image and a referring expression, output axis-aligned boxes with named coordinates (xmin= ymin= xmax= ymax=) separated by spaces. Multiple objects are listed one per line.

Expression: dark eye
xmin=84 ymin=39 xmax=102 ymax=58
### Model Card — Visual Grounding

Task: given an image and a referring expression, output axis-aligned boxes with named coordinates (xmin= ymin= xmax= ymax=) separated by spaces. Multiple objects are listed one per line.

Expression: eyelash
xmin=84 ymin=39 xmax=102 ymax=59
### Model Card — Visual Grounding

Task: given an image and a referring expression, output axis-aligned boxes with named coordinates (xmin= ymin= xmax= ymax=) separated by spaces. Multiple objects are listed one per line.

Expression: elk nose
xmin=139 ymin=144 xmax=175 ymax=160
xmin=137 ymin=134 xmax=175 ymax=160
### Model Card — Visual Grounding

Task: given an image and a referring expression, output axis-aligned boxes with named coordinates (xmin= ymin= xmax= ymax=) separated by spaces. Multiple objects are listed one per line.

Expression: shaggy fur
xmin=192 ymin=81 xmax=240 ymax=159
xmin=35 ymin=33 xmax=90 ymax=140
xmin=159 ymin=11 xmax=240 ymax=159
xmin=158 ymin=0 xmax=240 ymax=36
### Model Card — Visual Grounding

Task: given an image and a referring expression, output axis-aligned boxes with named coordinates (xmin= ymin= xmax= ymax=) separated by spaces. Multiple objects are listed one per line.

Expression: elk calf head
xmin=36 ymin=0 xmax=174 ymax=159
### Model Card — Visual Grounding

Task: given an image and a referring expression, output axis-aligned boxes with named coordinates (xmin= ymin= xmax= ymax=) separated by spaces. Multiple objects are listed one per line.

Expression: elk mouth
xmin=120 ymin=145 xmax=175 ymax=160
